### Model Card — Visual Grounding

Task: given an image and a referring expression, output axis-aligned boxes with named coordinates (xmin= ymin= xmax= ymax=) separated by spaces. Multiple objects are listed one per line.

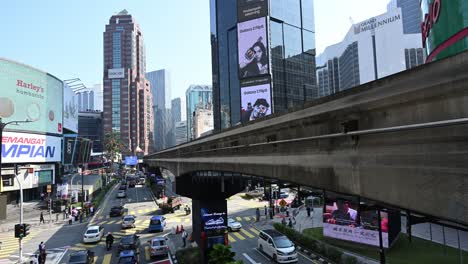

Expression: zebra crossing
xmin=0 ymin=229 xmax=42 ymax=261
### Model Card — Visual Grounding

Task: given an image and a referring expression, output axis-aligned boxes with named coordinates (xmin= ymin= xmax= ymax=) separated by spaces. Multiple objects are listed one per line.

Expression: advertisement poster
xmin=323 ymin=192 xmax=390 ymax=248
xmin=63 ymin=135 xmax=78 ymax=165
xmin=125 ymin=156 xmax=138 ymax=166
xmin=237 ymin=0 xmax=268 ymax=22
xmin=0 ymin=58 xmax=63 ymax=134
xmin=240 ymin=77 xmax=272 ymax=123
xmin=63 ymin=83 xmax=79 ymax=133
xmin=237 ymin=17 xmax=269 ymax=79
xmin=1 ymin=132 xmax=62 ymax=163
xmin=201 ymin=208 xmax=227 ymax=232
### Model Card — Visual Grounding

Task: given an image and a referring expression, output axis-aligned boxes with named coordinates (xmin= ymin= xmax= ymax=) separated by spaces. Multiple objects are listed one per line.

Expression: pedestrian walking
xmin=264 ymin=205 xmax=267 ymax=216
xmin=269 ymin=207 xmax=274 ymax=219
xmin=181 ymin=230 xmax=188 ymax=247
xmin=40 ymin=193 xmax=45 ymax=201
xmin=38 ymin=241 xmax=44 ymax=252
xmin=281 ymin=217 xmax=286 ymax=226
xmin=40 ymin=212 xmax=45 ymax=224
xmin=256 ymin=208 xmax=260 ymax=222
xmin=79 ymin=212 xmax=83 ymax=223
xmin=288 ymin=218 xmax=293 ymax=228
xmin=68 ymin=215 xmax=73 ymax=225
xmin=306 ymin=206 xmax=311 ymax=217
xmin=90 ymin=205 xmax=94 ymax=216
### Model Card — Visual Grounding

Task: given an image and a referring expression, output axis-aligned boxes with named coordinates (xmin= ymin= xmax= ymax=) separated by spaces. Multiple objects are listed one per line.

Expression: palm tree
xmin=208 ymin=244 xmax=242 ymax=264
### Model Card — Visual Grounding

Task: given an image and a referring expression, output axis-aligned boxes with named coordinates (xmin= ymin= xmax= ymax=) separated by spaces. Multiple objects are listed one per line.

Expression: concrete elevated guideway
xmin=145 ymin=51 xmax=468 ymax=226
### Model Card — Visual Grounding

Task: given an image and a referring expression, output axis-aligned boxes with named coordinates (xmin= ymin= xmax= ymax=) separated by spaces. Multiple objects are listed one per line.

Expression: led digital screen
xmin=201 ymin=208 xmax=227 ymax=232
xmin=237 ymin=17 xmax=269 ymax=79
xmin=323 ymin=193 xmax=390 ymax=248
xmin=0 ymin=58 xmax=63 ymax=134
xmin=240 ymin=76 xmax=272 ymax=123
xmin=125 ymin=156 xmax=138 ymax=166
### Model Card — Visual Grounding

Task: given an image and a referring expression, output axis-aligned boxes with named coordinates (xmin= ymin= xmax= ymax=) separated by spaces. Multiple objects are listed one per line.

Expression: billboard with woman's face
xmin=240 ymin=76 xmax=272 ymax=123
xmin=238 ymin=17 xmax=269 ymax=79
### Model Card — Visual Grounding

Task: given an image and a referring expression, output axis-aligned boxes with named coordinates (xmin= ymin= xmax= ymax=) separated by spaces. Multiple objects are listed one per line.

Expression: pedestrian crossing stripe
xmin=240 ymin=229 xmax=255 ymax=238
xmin=130 ymin=211 xmax=136 ymax=215
xmin=249 ymin=228 xmax=259 ymax=235
xmin=102 ymin=253 xmax=112 ymax=264
xmin=236 ymin=217 xmax=242 ymax=221
xmin=228 ymin=234 xmax=236 ymax=243
xmin=0 ymin=230 xmax=40 ymax=258
xmin=232 ymin=232 xmax=245 ymax=240
xmin=138 ymin=209 xmax=143 ymax=214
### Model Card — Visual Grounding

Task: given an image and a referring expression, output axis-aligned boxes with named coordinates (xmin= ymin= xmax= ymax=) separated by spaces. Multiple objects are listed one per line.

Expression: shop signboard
xmin=1 ymin=131 xmax=62 ymax=163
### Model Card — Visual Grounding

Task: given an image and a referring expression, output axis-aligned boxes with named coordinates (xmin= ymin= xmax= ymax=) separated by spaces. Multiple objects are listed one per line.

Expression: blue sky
xmin=0 ymin=0 xmax=389 ymax=101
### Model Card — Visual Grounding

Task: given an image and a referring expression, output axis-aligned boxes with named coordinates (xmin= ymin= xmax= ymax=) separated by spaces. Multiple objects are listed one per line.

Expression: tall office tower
xmin=316 ymin=5 xmax=424 ymax=97
xmin=387 ymin=0 xmax=421 ymax=34
xmin=76 ymin=90 xmax=94 ymax=111
xmin=210 ymin=0 xmax=317 ymax=131
xmin=175 ymin=121 xmax=188 ymax=145
xmin=193 ymin=105 xmax=214 ymax=139
xmin=171 ymin=98 xmax=182 ymax=123
xmin=146 ymin=69 xmax=171 ymax=151
xmin=103 ymin=9 xmax=153 ymax=155
xmin=186 ymin=85 xmax=212 ymax=141
xmin=93 ymin=84 xmax=104 ymax=111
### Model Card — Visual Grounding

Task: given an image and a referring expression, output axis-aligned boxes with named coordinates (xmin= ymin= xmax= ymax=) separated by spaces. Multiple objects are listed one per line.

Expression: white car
xmin=122 ymin=215 xmax=136 ymax=229
xmin=258 ymin=229 xmax=297 ymax=263
xmin=227 ymin=218 xmax=242 ymax=232
xmin=117 ymin=190 xmax=126 ymax=198
xmin=83 ymin=225 xmax=104 ymax=243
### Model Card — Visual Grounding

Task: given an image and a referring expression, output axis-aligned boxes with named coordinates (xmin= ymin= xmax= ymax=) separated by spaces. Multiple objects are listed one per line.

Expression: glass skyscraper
xmin=210 ymin=0 xmax=317 ymax=132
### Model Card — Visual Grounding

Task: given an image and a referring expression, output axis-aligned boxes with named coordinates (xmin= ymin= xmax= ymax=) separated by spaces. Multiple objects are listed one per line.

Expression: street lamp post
xmin=0 ymin=118 xmax=32 ymax=264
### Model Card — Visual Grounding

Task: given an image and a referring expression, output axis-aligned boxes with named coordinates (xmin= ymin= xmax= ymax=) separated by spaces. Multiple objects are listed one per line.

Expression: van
xmin=257 ymin=229 xmax=297 ymax=263
xmin=148 ymin=215 xmax=166 ymax=232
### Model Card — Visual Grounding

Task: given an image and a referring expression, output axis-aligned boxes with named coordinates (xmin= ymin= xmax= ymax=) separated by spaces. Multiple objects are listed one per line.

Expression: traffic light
xmin=23 ymin=223 xmax=31 ymax=237
xmin=18 ymin=224 xmax=25 ymax=238
xmin=14 ymin=224 xmax=22 ymax=238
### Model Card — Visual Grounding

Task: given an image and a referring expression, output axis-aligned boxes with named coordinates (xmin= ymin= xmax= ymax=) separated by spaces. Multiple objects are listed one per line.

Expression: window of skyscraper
xmin=270 ymin=0 xmax=301 ymax=27
xmin=284 ymin=24 xmax=302 ymax=58
xmin=302 ymin=29 xmax=315 ymax=55
xmin=301 ymin=0 xmax=315 ymax=31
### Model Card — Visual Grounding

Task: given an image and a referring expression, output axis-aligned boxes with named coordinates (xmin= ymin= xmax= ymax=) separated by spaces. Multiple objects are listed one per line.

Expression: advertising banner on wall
xmin=63 ymin=135 xmax=78 ymax=165
xmin=201 ymin=208 xmax=227 ymax=232
xmin=63 ymin=83 xmax=79 ymax=133
xmin=240 ymin=76 xmax=272 ymax=123
xmin=237 ymin=17 xmax=269 ymax=79
xmin=108 ymin=68 xmax=125 ymax=79
xmin=1 ymin=132 xmax=62 ymax=163
xmin=125 ymin=156 xmax=138 ymax=166
xmin=237 ymin=0 xmax=268 ymax=22
xmin=0 ymin=58 xmax=63 ymax=134
xmin=323 ymin=192 xmax=390 ymax=248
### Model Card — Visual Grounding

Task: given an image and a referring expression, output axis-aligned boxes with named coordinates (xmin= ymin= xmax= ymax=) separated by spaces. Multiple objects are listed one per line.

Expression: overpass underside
xmin=145 ymin=51 xmax=468 ymax=226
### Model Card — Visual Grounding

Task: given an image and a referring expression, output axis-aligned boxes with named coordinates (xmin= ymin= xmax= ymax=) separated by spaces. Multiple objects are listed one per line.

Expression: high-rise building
xmin=76 ymin=90 xmax=94 ymax=111
xmin=186 ymin=85 xmax=212 ymax=141
xmin=103 ymin=9 xmax=153 ymax=155
xmin=387 ymin=0 xmax=421 ymax=34
xmin=171 ymin=98 xmax=182 ymax=123
xmin=175 ymin=121 xmax=188 ymax=145
xmin=316 ymin=6 xmax=424 ymax=97
xmin=193 ymin=105 xmax=214 ymax=139
xmin=93 ymin=84 xmax=104 ymax=111
xmin=146 ymin=69 xmax=172 ymax=151
xmin=210 ymin=0 xmax=317 ymax=132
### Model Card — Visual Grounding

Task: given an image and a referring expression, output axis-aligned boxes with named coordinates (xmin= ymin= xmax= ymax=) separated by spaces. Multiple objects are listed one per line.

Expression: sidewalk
xmin=0 ymin=200 xmax=67 ymax=233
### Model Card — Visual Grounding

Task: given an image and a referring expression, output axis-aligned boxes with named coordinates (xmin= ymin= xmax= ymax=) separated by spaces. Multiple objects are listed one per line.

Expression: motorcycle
xmin=106 ymin=238 xmax=113 ymax=251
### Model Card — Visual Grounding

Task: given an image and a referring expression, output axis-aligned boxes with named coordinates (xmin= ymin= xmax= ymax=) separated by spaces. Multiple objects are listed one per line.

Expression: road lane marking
xmin=249 ymin=228 xmax=259 ymax=235
xmin=232 ymin=232 xmax=245 ymax=240
xmin=130 ymin=211 xmax=136 ymax=215
xmin=254 ymin=248 xmax=272 ymax=261
xmin=244 ymin=216 xmax=251 ymax=221
xmin=236 ymin=217 xmax=242 ymax=221
xmin=138 ymin=209 xmax=143 ymax=214
xmin=145 ymin=246 xmax=151 ymax=260
xmin=228 ymin=234 xmax=236 ymax=243
xmin=136 ymin=219 xmax=143 ymax=224
xmin=102 ymin=253 xmax=112 ymax=264
xmin=242 ymin=253 xmax=261 ymax=264
xmin=143 ymin=219 xmax=150 ymax=224
xmin=145 ymin=209 xmax=151 ymax=213
xmin=240 ymin=229 xmax=255 ymax=238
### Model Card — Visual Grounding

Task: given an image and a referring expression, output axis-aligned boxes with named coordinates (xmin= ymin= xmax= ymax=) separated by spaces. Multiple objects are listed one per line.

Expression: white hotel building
xmin=316 ymin=6 xmax=425 ymax=97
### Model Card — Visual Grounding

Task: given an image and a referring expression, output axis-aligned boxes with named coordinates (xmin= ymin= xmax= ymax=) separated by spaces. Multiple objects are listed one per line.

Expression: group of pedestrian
xmin=37 ymin=241 xmax=47 ymax=264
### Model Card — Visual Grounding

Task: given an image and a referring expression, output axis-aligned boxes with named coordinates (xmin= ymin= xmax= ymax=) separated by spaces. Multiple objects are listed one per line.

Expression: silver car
xmin=121 ymin=215 xmax=136 ymax=229
xmin=148 ymin=236 xmax=169 ymax=257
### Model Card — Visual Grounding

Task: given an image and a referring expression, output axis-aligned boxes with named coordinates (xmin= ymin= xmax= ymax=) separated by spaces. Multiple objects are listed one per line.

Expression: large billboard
xmin=237 ymin=0 xmax=268 ymax=22
xmin=0 ymin=58 xmax=63 ymax=134
xmin=421 ymin=0 xmax=468 ymax=62
xmin=125 ymin=156 xmax=138 ymax=166
xmin=63 ymin=135 xmax=78 ymax=165
xmin=240 ymin=76 xmax=272 ymax=123
xmin=323 ymin=192 xmax=396 ymax=248
xmin=237 ymin=17 xmax=269 ymax=79
xmin=63 ymin=83 xmax=79 ymax=133
xmin=1 ymin=131 xmax=62 ymax=163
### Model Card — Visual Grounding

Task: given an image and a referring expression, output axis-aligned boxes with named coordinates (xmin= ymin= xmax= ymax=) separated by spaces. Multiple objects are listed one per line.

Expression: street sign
xmin=279 ymin=199 xmax=287 ymax=207
xmin=47 ymin=185 xmax=52 ymax=193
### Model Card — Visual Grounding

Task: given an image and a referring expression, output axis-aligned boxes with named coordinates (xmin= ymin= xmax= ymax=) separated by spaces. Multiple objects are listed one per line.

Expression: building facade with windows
xmin=186 ymin=85 xmax=212 ymax=141
xmin=210 ymin=0 xmax=317 ymax=132
xmin=175 ymin=121 xmax=188 ymax=145
xmin=103 ymin=10 xmax=153 ymax=155
xmin=316 ymin=5 xmax=424 ymax=97
xmin=78 ymin=110 xmax=104 ymax=153
xmin=146 ymin=69 xmax=172 ymax=151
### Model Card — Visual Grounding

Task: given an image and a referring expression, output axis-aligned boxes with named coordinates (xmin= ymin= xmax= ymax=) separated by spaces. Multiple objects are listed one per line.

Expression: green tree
xmin=208 ymin=244 xmax=242 ymax=264
xmin=103 ymin=131 xmax=124 ymax=172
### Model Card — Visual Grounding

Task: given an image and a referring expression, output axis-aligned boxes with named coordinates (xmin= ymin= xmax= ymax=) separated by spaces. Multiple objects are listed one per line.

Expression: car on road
xmin=227 ymin=218 xmax=242 ymax=232
xmin=257 ymin=229 xmax=297 ymax=263
xmin=118 ymin=249 xmax=139 ymax=264
xmin=148 ymin=215 xmax=166 ymax=232
xmin=118 ymin=234 xmax=141 ymax=253
xmin=280 ymin=191 xmax=289 ymax=199
xmin=128 ymin=179 xmax=136 ymax=188
xmin=110 ymin=206 xmax=126 ymax=217
xmin=68 ymin=250 xmax=95 ymax=264
xmin=119 ymin=184 xmax=127 ymax=190
xmin=117 ymin=190 xmax=127 ymax=198
xmin=83 ymin=225 xmax=104 ymax=243
xmin=138 ymin=177 xmax=146 ymax=185
xmin=121 ymin=215 xmax=137 ymax=229
xmin=148 ymin=236 xmax=169 ymax=257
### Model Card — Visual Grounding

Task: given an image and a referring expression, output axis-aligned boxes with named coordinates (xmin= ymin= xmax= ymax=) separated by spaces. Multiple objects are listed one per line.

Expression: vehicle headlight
xmin=277 ymin=250 xmax=286 ymax=256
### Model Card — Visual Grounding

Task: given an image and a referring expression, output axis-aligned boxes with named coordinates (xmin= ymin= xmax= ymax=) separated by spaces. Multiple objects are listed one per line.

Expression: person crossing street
xmin=182 ymin=230 xmax=188 ymax=247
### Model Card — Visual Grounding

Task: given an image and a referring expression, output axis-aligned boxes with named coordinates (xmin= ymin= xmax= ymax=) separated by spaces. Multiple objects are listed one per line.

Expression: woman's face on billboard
xmin=254 ymin=46 xmax=263 ymax=61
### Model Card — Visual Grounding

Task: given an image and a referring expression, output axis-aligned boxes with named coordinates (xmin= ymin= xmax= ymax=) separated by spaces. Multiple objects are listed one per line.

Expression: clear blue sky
xmin=0 ymin=0 xmax=389 ymax=101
